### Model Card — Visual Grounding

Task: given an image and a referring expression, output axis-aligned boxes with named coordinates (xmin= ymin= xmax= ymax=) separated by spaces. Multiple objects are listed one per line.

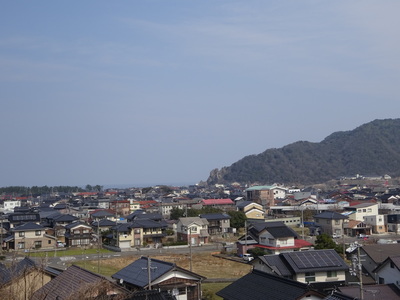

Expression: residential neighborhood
xmin=1 ymin=175 xmax=400 ymax=299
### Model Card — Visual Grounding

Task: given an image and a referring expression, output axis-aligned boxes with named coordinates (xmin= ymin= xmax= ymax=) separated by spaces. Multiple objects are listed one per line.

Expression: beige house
xmin=177 ymin=217 xmax=209 ymax=245
xmin=9 ymin=222 xmax=56 ymax=251
xmin=236 ymin=201 xmax=265 ymax=219
xmin=0 ymin=257 xmax=53 ymax=300
xmin=313 ymin=211 xmax=348 ymax=237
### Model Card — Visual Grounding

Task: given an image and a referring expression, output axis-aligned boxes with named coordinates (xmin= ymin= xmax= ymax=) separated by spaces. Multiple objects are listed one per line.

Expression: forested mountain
xmin=206 ymin=118 xmax=400 ymax=185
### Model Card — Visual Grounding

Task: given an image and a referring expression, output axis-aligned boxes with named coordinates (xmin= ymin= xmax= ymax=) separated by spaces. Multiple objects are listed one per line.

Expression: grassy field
xmin=72 ymin=251 xmax=251 ymax=278
xmin=71 ymin=251 xmax=248 ymax=299
xmin=202 ymin=282 xmax=231 ymax=300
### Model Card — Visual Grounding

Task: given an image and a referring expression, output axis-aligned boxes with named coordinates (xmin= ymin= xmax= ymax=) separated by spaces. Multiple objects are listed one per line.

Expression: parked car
xmin=332 ymin=233 xmax=341 ymax=239
xmin=57 ymin=241 xmax=66 ymax=247
xmin=357 ymin=234 xmax=369 ymax=239
xmin=243 ymin=253 xmax=254 ymax=262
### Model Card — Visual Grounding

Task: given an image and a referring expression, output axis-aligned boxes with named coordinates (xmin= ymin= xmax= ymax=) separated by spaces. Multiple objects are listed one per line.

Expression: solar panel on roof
xmin=289 ymin=251 xmax=343 ymax=269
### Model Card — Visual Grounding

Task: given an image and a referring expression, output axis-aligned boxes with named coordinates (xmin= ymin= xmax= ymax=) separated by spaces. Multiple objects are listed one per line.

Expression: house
xmin=251 ymin=250 xmax=348 ymax=291
xmin=6 ymin=222 xmax=56 ymax=251
xmin=176 ymin=217 xmax=209 ymax=245
xmin=216 ymin=269 xmax=326 ymax=300
xmin=31 ymin=264 xmax=128 ymax=300
xmin=344 ymin=219 xmax=372 ymax=237
xmin=199 ymin=213 xmax=231 ymax=235
xmin=109 ymin=218 xmax=167 ymax=249
xmin=200 ymin=199 xmax=235 ymax=211
xmin=0 ymin=257 xmax=54 ymax=300
xmin=236 ymin=201 xmax=265 ymax=220
xmin=374 ymin=255 xmax=400 ymax=286
xmin=112 ymin=256 xmax=205 ymax=300
xmin=363 ymin=214 xmax=387 ymax=234
xmin=313 ymin=211 xmax=348 ymax=237
xmin=8 ymin=212 xmax=41 ymax=229
xmin=386 ymin=214 xmax=400 ymax=233
xmin=110 ymin=200 xmax=130 ymax=217
xmin=64 ymin=222 xmax=94 ymax=247
xmin=245 ymin=186 xmax=275 ymax=207
xmin=236 ymin=221 xmax=313 ymax=255
xmin=337 ymin=284 xmax=400 ymax=300
xmin=359 ymin=244 xmax=400 ymax=277
xmin=343 ymin=203 xmax=378 ymax=221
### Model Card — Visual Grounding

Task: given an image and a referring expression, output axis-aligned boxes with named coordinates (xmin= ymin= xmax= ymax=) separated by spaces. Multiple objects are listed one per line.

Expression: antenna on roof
xmin=142 ymin=256 xmax=157 ymax=290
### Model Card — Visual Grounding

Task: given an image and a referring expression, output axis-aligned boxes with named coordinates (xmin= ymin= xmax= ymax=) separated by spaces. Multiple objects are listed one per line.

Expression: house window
xmin=280 ymin=239 xmax=288 ymax=245
xmin=18 ymin=242 xmax=25 ymax=249
xmin=34 ymin=241 xmax=42 ymax=248
xmin=48 ymin=240 xmax=52 ymax=244
xmin=390 ymin=262 xmax=395 ymax=268
xmin=19 ymin=231 xmax=25 ymax=237
xmin=35 ymin=230 xmax=41 ymax=236
xmin=326 ymin=220 xmax=330 ymax=225
xmin=305 ymin=272 xmax=315 ymax=283
xmin=83 ymin=229 xmax=89 ymax=234
xmin=327 ymin=271 xmax=337 ymax=277
xmin=134 ymin=229 xmax=140 ymax=234
xmin=335 ymin=220 xmax=340 ymax=225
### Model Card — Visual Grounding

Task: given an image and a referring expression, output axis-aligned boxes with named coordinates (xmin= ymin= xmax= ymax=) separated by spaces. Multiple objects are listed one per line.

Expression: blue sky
xmin=1 ymin=1 xmax=400 ymax=188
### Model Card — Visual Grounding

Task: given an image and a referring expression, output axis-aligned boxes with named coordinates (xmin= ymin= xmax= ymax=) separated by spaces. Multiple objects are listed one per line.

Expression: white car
xmin=243 ymin=253 xmax=254 ymax=261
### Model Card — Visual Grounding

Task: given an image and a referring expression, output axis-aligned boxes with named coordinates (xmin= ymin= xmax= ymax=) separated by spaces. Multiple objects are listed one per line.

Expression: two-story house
xmin=64 ymin=222 xmax=93 ymax=247
xmin=199 ymin=213 xmax=231 ymax=235
xmin=109 ymin=218 xmax=167 ymax=249
xmin=343 ymin=203 xmax=378 ymax=221
xmin=252 ymin=249 xmax=348 ymax=290
xmin=237 ymin=221 xmax=313 ymax=255
xmin=176 ymin=217 xmax=209 ymax=245
xmin=7 ymin=222 xmax=56 ymax=251
xmin=245 ymin=186 xmax=275 ymax=207
xmin=313 ymin=211 xmax=348 ymax=237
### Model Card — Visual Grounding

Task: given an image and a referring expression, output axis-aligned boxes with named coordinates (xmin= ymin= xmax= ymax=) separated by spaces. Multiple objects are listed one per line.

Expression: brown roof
xmin=345 ymin=219 xmax=362 ymax=228
xmin=362 ymin=244 xmax=400 ymax=264
xmin=339 ymin=284 xmax=400 ymax=300
xmin=31 ymin=265 xmax=127 ymax=300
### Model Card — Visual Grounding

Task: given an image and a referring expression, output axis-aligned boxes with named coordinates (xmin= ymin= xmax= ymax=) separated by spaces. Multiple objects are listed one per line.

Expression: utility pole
xmin=97 ymin=218 xmax=100 ymax=273
xmin=244 ymin=220 xmax=247 ymax=254
xmin=358 ymin=246 xmax=364 ymax=300
xmin=189 ymin=226 xmax=192 ymax=272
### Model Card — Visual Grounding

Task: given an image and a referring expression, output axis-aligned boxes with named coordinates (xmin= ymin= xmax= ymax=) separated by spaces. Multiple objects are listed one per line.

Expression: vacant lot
xmin=73 ymin=251 xmax=252 ymax=279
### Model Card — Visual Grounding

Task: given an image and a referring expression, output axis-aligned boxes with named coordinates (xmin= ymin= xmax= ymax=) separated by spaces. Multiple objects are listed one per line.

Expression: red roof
xmin=257 ymin=239 xmax=313 ymax=250
xmin=202 ymin=199 xmax=234 ymax=205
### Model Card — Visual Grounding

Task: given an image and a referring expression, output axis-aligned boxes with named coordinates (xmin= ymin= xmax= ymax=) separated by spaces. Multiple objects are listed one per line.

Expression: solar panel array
xmin=289 ymin=251 xmax=343 ymax=269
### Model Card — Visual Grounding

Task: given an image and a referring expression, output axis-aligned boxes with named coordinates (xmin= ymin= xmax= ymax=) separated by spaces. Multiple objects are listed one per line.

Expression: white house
xmin=374 ymin=256 xmax=400 ymax=287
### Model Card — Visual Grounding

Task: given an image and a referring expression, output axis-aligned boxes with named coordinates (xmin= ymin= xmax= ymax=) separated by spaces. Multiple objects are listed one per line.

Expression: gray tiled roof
xmin=216 ymin=269 xmax=317 ymax=300
xmin=112 ymin=257 xmax=175 ymax=288
xmin=12 ymin=222 xmax=44 ymax=231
